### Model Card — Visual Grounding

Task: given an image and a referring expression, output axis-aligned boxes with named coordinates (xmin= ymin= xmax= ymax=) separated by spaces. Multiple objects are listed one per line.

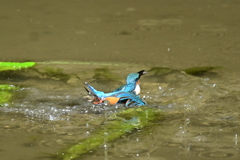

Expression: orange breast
xmin=104 ymin=97 xmax=120 ymax=105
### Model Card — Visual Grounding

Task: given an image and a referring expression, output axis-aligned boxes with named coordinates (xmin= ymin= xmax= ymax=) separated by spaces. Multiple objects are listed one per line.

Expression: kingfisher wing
xmin=123 ymin=83 xmax=136 ymax=92
xmin=112 ymin=84 xmax=126 ymax=92
xmin=115 ymin=92 xmax=146 ymax=107
xmin=113 ymin=83 xmax=136 ymax=93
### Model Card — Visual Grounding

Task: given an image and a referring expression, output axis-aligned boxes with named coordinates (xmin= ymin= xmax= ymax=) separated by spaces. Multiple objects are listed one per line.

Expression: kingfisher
xmin=84 ymin=82 xmax=145 ymax=106
xmin=84 ymin=70 xmax=147 ymax=106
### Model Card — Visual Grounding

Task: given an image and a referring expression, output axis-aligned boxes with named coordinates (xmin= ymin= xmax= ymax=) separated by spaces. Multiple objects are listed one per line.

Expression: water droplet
xmin=104 ymin=132 xmax=108 ymax=136
xmin=234 ymin=134 xmax=238 ymax=146
xmin=183 ymin=118 xmax=190 ymax=133
xmin=185 ymin=118 xmax=190 ymax=126
xmin=103 ymin=100 xmax=108 ymax=106
xmin=49 ymin=115 xmax=56 ymax=121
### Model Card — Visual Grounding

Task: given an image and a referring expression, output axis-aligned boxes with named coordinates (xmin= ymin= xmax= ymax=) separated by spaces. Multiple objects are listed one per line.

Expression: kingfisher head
xmin=126 ymin=70 xmax=147 ymax=84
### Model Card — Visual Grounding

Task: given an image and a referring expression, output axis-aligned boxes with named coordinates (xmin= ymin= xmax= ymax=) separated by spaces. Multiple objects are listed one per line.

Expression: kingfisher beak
xmin=138 ymin=70 xmax=147 ymax=76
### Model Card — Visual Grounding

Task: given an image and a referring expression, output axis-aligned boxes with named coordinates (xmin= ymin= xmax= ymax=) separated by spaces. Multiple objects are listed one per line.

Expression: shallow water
xmin=0 ymin=63 xmax=239 ymax=160
xmin=1 ymin=0 xmax=240 ymax=160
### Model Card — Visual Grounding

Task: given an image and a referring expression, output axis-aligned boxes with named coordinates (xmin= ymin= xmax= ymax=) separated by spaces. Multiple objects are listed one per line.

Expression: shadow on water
xmin=0 ymin=62 xmax=239 ymax=160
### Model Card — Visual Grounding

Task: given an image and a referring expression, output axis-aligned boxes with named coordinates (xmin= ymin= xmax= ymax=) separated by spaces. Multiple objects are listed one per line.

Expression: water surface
xmin=0 ymin=0 xmax=240 ymax=160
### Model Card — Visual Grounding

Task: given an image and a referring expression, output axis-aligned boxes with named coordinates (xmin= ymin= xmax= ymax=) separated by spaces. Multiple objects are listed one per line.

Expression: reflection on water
xmin=0 ymin=63 xmax=239 ymax=160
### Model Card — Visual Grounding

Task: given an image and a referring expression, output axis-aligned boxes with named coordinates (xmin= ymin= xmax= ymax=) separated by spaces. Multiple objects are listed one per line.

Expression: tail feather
xmin=84 ymin=82 xmax=97 ymax=95
xmin=84 ymin=82 xmax=105 ymax=103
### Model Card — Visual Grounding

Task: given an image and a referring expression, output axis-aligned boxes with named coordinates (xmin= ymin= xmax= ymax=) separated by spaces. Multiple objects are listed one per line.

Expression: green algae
xmin=0 ymin=62 xmax=35 ymax=105
xmin=59 ymin=107 xmax=162 ymax=160
xmin=93 ymin=67 xmax=120 ymax=83
xmin=182 ymin=66 xmax=220 ymax=76
xmin=148 ymin=66 xmax=220 ymax=77
xmin=41 ymin=67 xmax=71 ymax=82
xmin=0 ymin=85 xmax=19 ymax=106
xmin=37 ymin=61 xmax=139 ymax=67
xmin=0 ymin=91 xmax=12 ymax=105
xmin=0 ymin=84 xmax=19 ymax=90
xmin=0 ymin=62 xmax=35 ymax=71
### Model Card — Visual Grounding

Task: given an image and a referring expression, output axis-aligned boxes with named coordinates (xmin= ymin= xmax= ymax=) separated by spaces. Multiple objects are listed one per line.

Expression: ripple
xmin=111 ymin=133 xmax=158 ymax=158
xmin=0 ymin=125 xmax=24 ymax=135
xmin=191 ymin=24 xmax=227 ymax=37
xmin=138 ymin=20 xmax=159 ymax=26
xmin=2 ymin=125 xmax=21 ymax=129
xmin=38 ymin=139 xmax=67 ymax=148
xmin=164 ymin=142 xmax=182 ymax=148
xmin=221 ymin=42 xmax=240 ymax=52
xmin=133 ymin=26 xmax=154 ymax=31
xmin=158 ymin=19 xmax=182 ymax=30
xmin=160 ymin=19 xmax=182 ymax=25
xmin=26 ymin=126 xmax=54 ymax=135
xmin=136 ymin=19 xmax=182 ymax=31
xmin=199 ymin=151 xmax=235 ymax=158
xmin=158 ymin=25 xmax=181 ymax=30
xmin=138 ymin=19 xmax=182 ymax=26
xmin=126 ymin=8 xmax=136 ymax=12
xmin=200 ymin=25 xmax=226 ymax=32
xmin=84 ymin=18 xmax=101 ymax=23
xmin=75 ymin=30 xmax=87 ymax=35
xmin=191 ymin=31 xmax=227 ymax=37
xmin=191 ymin=146 xmax=210 ymax=152
xmin=85 ymin=34 xmax=108 ymax=40
xmin=132 ymin=25 xmax=176 ymax=40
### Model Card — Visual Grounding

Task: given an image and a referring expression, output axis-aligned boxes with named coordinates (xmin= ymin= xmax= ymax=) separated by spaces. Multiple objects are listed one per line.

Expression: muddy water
xmin=0 ymin=0 xmax=240 ymax=160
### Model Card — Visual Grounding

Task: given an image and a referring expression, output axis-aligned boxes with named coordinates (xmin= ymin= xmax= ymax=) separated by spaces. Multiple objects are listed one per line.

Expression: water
xmin=0 ymin=63 xmax=238 ymax=160
xmin=0 ymin=0 xmax=240 ymax=160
